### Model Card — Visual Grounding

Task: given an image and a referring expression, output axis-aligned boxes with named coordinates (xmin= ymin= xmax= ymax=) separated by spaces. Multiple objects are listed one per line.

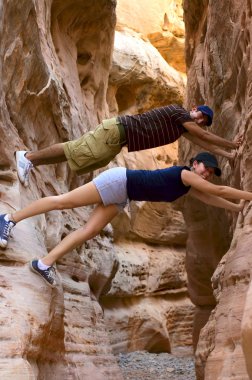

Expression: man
xmin=16 ymin=104 xmax=242 ymax=186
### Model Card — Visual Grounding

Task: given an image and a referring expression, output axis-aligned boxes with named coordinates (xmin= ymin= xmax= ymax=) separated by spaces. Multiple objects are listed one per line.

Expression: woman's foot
xmin=30 ymin=259 xmax=57 ymax=288
xmin=0 ymin=214 xmax=16 ymax=248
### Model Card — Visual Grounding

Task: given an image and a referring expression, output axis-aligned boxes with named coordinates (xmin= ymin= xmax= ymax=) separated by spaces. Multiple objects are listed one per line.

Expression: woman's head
xmin=190 ymin=152 xmax=221 ymax=180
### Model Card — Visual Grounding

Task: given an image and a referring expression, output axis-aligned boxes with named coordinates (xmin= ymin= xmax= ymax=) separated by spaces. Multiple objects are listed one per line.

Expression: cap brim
xmin=214 ymin=167 xmax=221 ymax=177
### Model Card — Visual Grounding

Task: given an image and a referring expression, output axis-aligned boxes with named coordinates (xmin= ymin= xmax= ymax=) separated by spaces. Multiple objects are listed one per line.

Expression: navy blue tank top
xmin=126 ymin=166 xmax=191 ymax=202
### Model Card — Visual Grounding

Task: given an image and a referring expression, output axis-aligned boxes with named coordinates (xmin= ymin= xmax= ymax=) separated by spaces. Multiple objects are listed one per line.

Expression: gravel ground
xmin=116 ymin=351 xmax=196 ymax=380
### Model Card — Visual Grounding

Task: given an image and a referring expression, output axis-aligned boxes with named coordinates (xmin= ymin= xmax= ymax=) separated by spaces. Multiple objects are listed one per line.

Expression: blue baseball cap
xmin=197 ymin=105 xmax=213 ymax=126
xmin=194 ymin=152 xmax=221 ymax=176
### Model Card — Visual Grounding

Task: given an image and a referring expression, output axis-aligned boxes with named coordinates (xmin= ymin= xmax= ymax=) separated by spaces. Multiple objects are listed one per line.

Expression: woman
xmin=0 ymin=152 xmax=250 ymax=288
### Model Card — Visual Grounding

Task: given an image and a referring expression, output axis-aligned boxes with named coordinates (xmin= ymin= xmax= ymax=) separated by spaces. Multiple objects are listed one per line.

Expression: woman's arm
xmin=181 ymin=169 xmax=252 ymax=201
xmin=189 ymin=188 xmax=243 ymax=212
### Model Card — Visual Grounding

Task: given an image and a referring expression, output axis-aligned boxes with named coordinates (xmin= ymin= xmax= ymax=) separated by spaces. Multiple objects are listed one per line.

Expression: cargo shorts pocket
xmin=70 ymin=134 xmax=97 ymax=168
xmin=102 ymin=119 xmax=121 ymax=148
xmin=69 ymin=120 xmax=121 ymax=170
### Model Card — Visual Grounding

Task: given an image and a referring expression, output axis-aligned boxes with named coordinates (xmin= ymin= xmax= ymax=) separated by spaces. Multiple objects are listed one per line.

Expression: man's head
xmin=190 ymin=151 xmax=221 ymax=179
xmin=190 ymin=105 xmax=214 ymax=127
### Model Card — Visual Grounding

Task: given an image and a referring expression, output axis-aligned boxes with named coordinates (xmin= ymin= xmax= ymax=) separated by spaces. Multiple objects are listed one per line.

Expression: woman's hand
xmin=237 ymin=199 xmax=246 ymax=212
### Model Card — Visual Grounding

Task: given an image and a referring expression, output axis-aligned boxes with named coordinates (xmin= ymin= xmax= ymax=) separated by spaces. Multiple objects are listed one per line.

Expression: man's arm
xmin=182 ymin=121 xmax=238 ymax=149
xmin=189 ymin=188 xmax=242 ymax=212
xmin=183 ymin=133 xmax=234 ymax=159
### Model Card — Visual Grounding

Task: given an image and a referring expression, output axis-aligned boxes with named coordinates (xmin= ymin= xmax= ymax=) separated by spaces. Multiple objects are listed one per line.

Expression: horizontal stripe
xmin=118 ymin=105 xmax=192 ymax=152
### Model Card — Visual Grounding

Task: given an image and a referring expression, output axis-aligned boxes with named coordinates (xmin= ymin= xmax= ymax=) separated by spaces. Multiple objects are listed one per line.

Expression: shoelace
xmin=3 ymin=221 xmax=14 ymax=240
xmin=45 ymin=267 xmax=56 ymax=280
xmin=24 ymin=161 xmax=33 ymax=182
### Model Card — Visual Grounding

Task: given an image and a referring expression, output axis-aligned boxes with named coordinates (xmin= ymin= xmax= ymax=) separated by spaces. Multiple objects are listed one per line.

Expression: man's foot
xmin=0 ymin=214 xmax=16 ymax=249
xmin=30 ymin=260 xmax=57 ymax=288
xmin=15 ymin=151 xmax=33 ymax=187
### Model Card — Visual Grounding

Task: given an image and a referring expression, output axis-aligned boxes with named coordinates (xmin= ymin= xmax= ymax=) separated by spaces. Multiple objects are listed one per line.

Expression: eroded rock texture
xmin=101 ymin=146 xmax=194 ymax=356
xmin=0 ymin=0 xmax=191 ymax=379
xmin=100 ymin=1 xmax=194 ymax=357
xmin=0 ymin=0 xmax=123 ymax=379
xmin=116 ymin=0 xmax=185 ymax=74
xmin=182 ymin=1 xmax=252 ymax=379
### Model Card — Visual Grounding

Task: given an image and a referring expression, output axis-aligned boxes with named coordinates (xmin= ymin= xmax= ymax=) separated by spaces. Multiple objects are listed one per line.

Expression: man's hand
xmin=233 ymin=133 xmax=244 ymax=148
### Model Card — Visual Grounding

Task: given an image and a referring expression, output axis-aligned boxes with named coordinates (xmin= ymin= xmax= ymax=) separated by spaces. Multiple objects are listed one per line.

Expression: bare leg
xmin=41 ymin=204 xmax=119 ymax=266
xmin=10 ymin=182 xmax=101 ymax=223
xmin=25 ymin=143 xmax=66 ymax=166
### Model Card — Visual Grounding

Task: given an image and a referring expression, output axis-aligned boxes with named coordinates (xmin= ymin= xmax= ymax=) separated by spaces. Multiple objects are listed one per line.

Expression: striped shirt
xmin=118 ymin=104 xmax=192 ymax=152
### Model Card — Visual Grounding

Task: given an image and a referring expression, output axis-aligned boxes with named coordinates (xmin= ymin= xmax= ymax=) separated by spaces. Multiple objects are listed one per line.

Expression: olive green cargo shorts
xmin=63 ymin=118 xmax=125 ymax=175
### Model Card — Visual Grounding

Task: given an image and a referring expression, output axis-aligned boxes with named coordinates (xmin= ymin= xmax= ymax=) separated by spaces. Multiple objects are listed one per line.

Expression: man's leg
xmin=16 ymin=119 xmax=122 ymax=184
xmin=25 ymin=143 xmax=67 ymax=166
xmin=16 ymin=143 xmax=67 ymax=186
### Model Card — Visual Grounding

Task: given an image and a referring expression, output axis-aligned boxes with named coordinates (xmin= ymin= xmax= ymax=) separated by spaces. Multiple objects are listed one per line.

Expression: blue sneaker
xmin=0 ymin=214 xmax=16 ymax=249
xmin=30 ymin=260 xmax=57 ymax=288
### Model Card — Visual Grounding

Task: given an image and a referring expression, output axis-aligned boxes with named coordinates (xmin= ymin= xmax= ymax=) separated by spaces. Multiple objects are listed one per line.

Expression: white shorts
xmin=92 ymin=167 xmax=128 ymax=211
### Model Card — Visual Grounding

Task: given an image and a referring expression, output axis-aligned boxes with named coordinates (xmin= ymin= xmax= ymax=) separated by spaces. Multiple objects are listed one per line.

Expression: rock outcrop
xmin=101 ymin=0 xmax=194 ymax=357
xmin=0 ymin=0 xmax=123 ymax=378
xmin=182 ymin=1 xmax=252 ymax=379
xmin=116 ymin=0 xmax=185 ymax=74
xmin=0 ymin=0 xmax=191 ymax=378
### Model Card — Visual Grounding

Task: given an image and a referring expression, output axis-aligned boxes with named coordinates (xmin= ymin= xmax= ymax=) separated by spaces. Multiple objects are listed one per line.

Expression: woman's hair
xmin=189 ymin=157 xmax=200 ymax=166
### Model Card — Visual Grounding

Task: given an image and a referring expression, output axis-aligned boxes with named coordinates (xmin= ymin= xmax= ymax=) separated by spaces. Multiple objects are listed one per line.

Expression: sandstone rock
xmin=241 ymin=274 xmax=252 ymax=378
xmin=128 ymin=201 xmax=187 ymax=245
xmin=182 ymin=0 xmax=252 ymax=378
xmin=0 ymin=0 xmax=193 ymax=378
xmin=103 ymin=295 xmax=194 ymax=356
xmin=0 ymin=0 xmax=123 ymax=378
xmin=116 ymin=0 xmax=185 ymax=73
xmin=101 ymin=1 xmax=194 ymax=361
xmin=101 ymin=236 xmax=194 ymax=355
xmin=109 ymin=29 xmax=185 ymax=115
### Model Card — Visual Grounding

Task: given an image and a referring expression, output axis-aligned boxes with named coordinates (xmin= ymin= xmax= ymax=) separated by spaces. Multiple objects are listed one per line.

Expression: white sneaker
xmin=15 ymin=151 xmax=33 ymax=186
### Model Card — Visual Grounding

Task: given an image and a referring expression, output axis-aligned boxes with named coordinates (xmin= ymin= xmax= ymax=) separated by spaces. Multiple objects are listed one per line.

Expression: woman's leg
xmin=10 ymin=182 xmax=101 ymax=223
xmin=41 ymin=203 xmax=119 ymax=266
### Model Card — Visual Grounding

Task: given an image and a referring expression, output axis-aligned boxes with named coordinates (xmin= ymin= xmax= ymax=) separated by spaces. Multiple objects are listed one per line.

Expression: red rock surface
xmin=182 ymin=1 xmax=252 ymax=379
xmin=0 ymin=1 xmax=122 ymax=378
xmin=0 ymin=0 xmax=191 ymax=379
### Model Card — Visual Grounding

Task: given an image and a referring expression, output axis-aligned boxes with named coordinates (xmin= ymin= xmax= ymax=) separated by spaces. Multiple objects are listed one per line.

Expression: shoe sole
xmin=0 ymin=239 xmax=7 ymax=249
xmin=15 ymin=151 xmax=28 ymax=187
xmin=29 ymin=261 xmax=57 ymax=288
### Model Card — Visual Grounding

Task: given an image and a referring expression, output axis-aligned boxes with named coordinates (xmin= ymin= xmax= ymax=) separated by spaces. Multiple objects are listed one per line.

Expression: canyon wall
xmin=101 ymin=0 xmax=194 ymax=357
xmin=182 ymin=1 xmax=252 ymax=379
xmin=0 ymin=0 xmax=122 ymax=378
xmin=0 ymin=0 xmax=191 ymax=379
